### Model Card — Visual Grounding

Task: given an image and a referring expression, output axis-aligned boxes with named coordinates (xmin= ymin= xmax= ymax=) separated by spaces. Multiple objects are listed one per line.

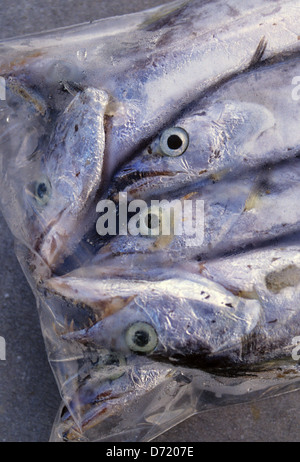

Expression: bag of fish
xmin=1 ymin=0 xmax=300 ymax=442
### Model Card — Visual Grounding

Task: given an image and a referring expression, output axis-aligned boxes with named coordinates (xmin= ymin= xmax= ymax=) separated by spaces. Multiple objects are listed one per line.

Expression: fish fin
xmin=44 ymin=275 xmax=136 ymax=317
xmin=62 ymin=81 xmax=84 ymax=96
xmin=249 ymin=36 xmax=267 ymax=68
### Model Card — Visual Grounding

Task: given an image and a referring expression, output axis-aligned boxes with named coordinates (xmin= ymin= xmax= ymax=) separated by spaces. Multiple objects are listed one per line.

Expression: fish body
xmin=109 ymin=54 xmax=300 ymax=200
xmin=48 ymin=242 xmax=300 ymax=441
xmin=36 ymin=88 xmax=109 ymax=270
xmin=1 ymin=0 xmax=300 ymax=181
xmin=64 ymin=156 xmax=300 ymax=266
xmin=2 ymin=0 xmax=300 ymax=272
xmin=0 ymin=87 xmax=109 ymax=276
xmin=1 ymin=0 xmax=300 ymax=443
xmin=47 ymin=244 xmax=300 ymax=369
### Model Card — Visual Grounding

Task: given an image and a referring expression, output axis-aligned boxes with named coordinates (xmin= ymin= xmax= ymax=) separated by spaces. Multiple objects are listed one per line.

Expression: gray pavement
xmin=0 ymin=0 xmax=300 ymax=442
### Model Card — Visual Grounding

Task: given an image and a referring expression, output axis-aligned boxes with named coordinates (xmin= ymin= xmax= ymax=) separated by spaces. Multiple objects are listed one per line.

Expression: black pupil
xmin=103 ymin=354 xmax=119 ymax=367
xmin=167 ymin=134 xmax=183 ymax=150
xmin=133 ymin=330 xmax=149 ymax=347
xmin=37 ymin=183 xmax=47 ymax=199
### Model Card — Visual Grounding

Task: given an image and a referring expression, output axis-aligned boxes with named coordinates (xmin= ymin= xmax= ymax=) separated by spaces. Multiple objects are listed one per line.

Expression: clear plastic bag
xmin=1 ymin=0 xmax=300 ymax=442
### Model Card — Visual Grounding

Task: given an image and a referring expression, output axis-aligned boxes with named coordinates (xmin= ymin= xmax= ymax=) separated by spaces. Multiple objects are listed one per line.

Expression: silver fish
xmin=47 ymin=235 xmax=300 ymax=443
xmin=1 ymin=0 xmax=300 ymax=273
xmin=2 ymin=0 xmax=300 ymax=444
xmin=42 ymin=19 xmax=300 ymax=440
xmin=47 ymin=243 xmax=300 ymax=369
xmin=1 ymin=0 xmax=300 ymax=179
xmin=35 ymin=88 xmax=109 ymax=271
xmin=47 ymin=243 xmax=300 ymax=441
xmin=0 ymin=87 xmax=109 ymax=276
xmin=45 ymin=135 xmax=300 ymax=440
xmin=108 ymin=53 xmax=300 ymax=200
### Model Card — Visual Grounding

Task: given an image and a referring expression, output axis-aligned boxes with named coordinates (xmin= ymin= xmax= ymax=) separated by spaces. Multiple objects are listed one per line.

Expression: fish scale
xmin=1 ymin=0 xmax=300 ymax=443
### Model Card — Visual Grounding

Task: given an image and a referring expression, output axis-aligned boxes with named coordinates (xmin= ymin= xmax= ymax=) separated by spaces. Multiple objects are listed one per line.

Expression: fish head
xmin=109 ymin=98 xmax=275 ymax=201
xmin=54 ymin=350 xmax=176 ymax=441
xmin=45 ymin=264 xmax=262 ymax=440
xmin=46 ymin=264 xmax=261 ymax=370
xmin=0 ymin=85 xmax=109 ymax=277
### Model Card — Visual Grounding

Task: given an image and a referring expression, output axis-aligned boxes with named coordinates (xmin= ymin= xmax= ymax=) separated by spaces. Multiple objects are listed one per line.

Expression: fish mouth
xmin=33 ymin=207 xmax=96 ymax=277
xmin=33 ymin=207 xmax=69 ymax=274
xmin=53 ymin=353 xmax=174 ymax=442
xmin=33 ymin=198 xmax=100 ymax=276
xmin=39 ymin=229 xmax=69 ymax=272
xmin=109 ymin=168 xmax=180 ymax=199
xmin=58 ymin=388 xmax=130 ymax=442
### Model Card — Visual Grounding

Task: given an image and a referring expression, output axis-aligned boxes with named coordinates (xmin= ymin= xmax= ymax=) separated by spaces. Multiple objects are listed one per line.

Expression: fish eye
xmin=125 ymin=322 xmax=158 ymax=354
xmin=91 ymin=349 xmax=126 ymax=381
xmin=139 ymin=206 xmax=161 ymax=237
xmin=159 ymin=127 xmax=189 ymax=157
xmin=34 ymin=178 xmax=52 ymax=206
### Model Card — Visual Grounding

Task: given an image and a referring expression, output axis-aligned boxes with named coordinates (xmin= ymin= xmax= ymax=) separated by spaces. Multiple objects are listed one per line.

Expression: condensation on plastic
xmin=1 ymin=0 xmax=300 ymax=442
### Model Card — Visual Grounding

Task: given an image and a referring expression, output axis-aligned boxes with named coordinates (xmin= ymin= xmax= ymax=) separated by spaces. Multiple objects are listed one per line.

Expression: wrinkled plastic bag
xmin=1 ymin=0 xmax=300 ymax=442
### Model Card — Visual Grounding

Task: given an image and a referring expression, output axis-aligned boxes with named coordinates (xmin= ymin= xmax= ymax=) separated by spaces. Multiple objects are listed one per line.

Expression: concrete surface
xmin=0 ymin=0 xmax=300 ymax=443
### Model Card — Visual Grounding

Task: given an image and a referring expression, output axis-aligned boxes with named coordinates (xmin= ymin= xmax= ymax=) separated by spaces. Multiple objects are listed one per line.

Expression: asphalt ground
xmin=0 ymin=0 xmax=300 ymax=442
